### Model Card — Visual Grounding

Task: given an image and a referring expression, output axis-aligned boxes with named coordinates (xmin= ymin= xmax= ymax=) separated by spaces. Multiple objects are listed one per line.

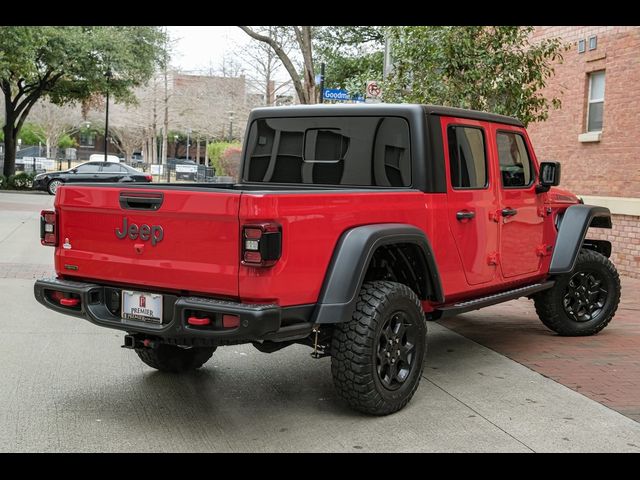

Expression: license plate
xmin=121 ymin=290 xmax=163 ymax=324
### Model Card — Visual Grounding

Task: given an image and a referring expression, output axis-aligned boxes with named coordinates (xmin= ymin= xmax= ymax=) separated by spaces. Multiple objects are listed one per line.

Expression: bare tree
xmin=110 ymin=124 xmax=144 ymax=161
xmin=169 ymin=70 xmax=250 ymax=163
xmin=239 ymin=26 xmax=292 ymax=106
xmin=28 ymin=101 xmax=83 ymax=158
xmin=238 ymin=26 xmax=316 ymax=104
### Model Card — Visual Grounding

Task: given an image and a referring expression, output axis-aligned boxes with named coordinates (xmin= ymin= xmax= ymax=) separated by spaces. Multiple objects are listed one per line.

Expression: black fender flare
xmin=311 ymin=224 xmax=444 ymax=324
xmin=550 ymin=204 xmax=612 ymax=274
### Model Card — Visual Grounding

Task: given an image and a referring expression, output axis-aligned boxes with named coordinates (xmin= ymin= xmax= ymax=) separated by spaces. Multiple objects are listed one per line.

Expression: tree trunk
xmin=2 ymin=124 xmax=16 ymax=177
xmin=46 ymin=137 xmax=51 ymax=159
xmin=205 ymin=138 xmax=209 ymax=166
xmin=196 ymin=137 xmax=200 ymax=164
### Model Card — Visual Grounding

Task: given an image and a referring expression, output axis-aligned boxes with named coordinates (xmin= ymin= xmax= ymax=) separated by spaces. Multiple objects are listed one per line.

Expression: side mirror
xmin=536 ymin=161 xmax=561 ymax=193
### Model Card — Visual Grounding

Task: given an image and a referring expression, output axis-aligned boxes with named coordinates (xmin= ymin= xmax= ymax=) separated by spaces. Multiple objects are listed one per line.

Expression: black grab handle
xmin=119 ymin=192 xmax=164 ymax=211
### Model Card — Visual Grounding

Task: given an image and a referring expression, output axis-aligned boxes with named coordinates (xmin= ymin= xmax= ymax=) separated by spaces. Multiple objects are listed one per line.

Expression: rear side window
xmin=496 ymin=132 xmax=534 ymax=188
xmin=244 ymin=116 xmax=411 ymax=187
xmin=75 ymin=163 xmax=101 ymax=173
xmin=447 ymin=126 xmax=487 ymax=189
xmin=100 ymin=163 xmax=123 ymax=172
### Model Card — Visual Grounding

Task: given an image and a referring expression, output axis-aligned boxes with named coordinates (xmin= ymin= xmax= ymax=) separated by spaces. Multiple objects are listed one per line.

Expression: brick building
xmin=527 ymin=26 xmax=640 ymax=278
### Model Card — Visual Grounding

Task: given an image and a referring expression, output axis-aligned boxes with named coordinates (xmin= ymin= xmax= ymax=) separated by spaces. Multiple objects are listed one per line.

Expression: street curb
xmin=0 ymin=190 xmax=48 ymax=195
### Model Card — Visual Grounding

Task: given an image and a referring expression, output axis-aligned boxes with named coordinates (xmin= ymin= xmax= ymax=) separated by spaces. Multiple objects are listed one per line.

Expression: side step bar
xmin=437 ymin=281 xmax=555 ymax=318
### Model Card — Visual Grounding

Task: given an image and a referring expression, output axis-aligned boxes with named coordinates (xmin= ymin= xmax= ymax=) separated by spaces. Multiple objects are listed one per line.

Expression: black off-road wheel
xmin=534 ymin=248 xmax=621 ymax=336
xmin=331 ymin=281 xmax=427 ymax=416
xmin=135 ymin=344 xmax=216 ymax=373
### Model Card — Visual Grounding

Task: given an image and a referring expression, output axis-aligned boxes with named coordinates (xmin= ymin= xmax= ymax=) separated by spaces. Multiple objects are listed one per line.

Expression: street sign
xmin=323 ymin=88 xmax=351 ymax=102
xmin=323 ymin=89 xmax=366 ymax=103
xmin=365 ymin=81 xmax=382 ymax=103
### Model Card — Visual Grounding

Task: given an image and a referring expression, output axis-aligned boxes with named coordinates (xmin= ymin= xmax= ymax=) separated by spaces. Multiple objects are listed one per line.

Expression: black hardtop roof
xmin=249 ymin=103 xmax=524 ymax=127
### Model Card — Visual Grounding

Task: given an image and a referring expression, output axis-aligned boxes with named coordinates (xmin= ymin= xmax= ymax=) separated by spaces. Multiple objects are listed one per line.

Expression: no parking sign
xmin=365 ymin=81 xmax=382 ymax=103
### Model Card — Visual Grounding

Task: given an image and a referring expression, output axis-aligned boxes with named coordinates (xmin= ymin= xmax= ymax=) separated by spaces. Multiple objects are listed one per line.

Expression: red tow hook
xmin=187 ymin=316 xmax=211 ymax=326
xmin=59 ymin=297 xmax=80 ymax=307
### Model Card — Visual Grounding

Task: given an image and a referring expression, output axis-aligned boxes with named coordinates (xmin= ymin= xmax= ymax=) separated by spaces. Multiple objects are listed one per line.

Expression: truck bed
xmin=53 ymin=182 xmax=426 ymax=306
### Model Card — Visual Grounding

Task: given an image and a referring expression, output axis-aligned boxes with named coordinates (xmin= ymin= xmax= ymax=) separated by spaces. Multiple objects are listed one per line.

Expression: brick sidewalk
xmin=440 ymin=276 xmax=640 ymax=422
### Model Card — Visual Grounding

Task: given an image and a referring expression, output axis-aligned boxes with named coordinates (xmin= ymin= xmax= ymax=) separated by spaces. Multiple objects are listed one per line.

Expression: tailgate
xmin=55 ymin=186 xmax=241 ymax=297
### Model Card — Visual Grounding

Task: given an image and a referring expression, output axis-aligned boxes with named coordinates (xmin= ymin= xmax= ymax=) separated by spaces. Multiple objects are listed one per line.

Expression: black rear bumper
xmin=34 ymin=278 xmax=313 ymax=345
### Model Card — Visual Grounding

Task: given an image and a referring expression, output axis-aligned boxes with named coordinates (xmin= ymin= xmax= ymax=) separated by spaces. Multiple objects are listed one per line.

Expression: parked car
xmin=33 ymin=161 xmax=152 ymax=195
xmin=173 ymin=160 xmax=198 ymax=181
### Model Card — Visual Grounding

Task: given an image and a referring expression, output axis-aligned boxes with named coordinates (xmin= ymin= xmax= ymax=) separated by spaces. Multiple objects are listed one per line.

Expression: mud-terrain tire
xmin=534 ymin=248 xmax=620 ymax=336
xmin=331 ymin=281 xmax=427 ymax=415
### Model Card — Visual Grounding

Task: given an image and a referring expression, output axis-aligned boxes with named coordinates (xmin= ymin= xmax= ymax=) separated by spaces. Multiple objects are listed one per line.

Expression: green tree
xmin=1 ymin=26 xmax=165 ymax=176
xmin=385 ymin=26 xmax=567 ymax=125
xmin=17 ymin=122 xmax=46 ymax=145
xmin=57 ymin=133 xmax=77 ymax=150
xmin=315 ymin=27 xmax=384 ymax=96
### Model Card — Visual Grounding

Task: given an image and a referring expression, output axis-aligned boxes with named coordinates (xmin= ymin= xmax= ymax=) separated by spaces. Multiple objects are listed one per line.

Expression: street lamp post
xmin=228 ymin=111 xmax=234 ymax=142
xmin=186 ymin=128 xmax=191 ymax=161
xmin=104 ymin=69 xmax=113 ymax=162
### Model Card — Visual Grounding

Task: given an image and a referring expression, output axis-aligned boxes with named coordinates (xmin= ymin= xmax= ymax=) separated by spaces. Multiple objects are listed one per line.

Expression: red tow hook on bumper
xmin=59 ymin=297 xmax=80 ymax=307
xmin=187 ymin=316 xmax=211 ymax=326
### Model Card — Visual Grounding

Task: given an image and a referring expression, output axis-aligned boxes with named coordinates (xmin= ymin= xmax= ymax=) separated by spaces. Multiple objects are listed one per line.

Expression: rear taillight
xmin=40 ymin=210 xmax=58 ymax=246
xmin=145 ymin=174 xmax=153 ymax=182
xmin=241 ymin=223 xmax=282 ymax=267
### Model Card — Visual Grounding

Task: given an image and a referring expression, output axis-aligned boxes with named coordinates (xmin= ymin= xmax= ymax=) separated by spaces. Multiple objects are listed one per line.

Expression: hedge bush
xmin=207 ymin=141 xmax=241 ymax=176
xmin=3 ymin=171 xmax=36 ymax=190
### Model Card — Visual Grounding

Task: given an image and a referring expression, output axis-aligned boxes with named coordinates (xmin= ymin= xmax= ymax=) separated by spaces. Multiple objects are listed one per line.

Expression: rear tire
xmin=135 ymin=344 xmax=215 ymax=373
xmin=534 ymin=248 xmax=620 ymax=336
xmin=331 ymin=281 xmax=427 ymax=415
xmin=47 ymin=179 xmax=63 ymax=195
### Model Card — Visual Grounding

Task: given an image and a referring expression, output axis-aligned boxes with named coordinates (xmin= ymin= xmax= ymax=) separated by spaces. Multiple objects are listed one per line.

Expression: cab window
xmin=496 ymin=132 xmax=534 ymax=188
xmin=447 ymin=125 xmax=488 ymax=189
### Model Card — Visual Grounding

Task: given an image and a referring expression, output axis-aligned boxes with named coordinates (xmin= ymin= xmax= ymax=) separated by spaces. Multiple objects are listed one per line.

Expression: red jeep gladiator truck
xmin=35 ymin=104 xmax=621 ymax=415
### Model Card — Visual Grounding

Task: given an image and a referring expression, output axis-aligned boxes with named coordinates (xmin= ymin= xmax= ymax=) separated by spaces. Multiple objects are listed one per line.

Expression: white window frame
xmin=587 ymin=71 xmax=605 ymax=133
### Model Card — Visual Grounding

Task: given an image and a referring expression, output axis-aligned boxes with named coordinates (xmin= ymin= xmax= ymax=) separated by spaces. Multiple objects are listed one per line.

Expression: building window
xmin=587 ymin=71 xmax=605 ymax=132
xmin=588 ymin=35 xmax=597 ymax=50
xmin=79 ymin=131 xmax=96 ymax=147
xmin=578 ymin=39 xmax=586 ymax=53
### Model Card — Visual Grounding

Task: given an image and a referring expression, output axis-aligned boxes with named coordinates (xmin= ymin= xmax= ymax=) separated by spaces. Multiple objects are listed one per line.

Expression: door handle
xmin=456 ymin=210 xmax=476 ymax=221
xmin=501 ymin=208 xmax=518 ymax=217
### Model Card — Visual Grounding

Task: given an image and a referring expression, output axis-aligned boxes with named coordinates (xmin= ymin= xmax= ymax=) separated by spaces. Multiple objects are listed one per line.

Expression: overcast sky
xmin=167 ymin=26 xmax=249 ymax=73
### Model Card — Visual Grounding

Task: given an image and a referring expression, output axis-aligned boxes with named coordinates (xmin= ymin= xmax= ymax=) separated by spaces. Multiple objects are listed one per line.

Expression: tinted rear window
xmin=244 ymin=116 xmax=411 ymax=187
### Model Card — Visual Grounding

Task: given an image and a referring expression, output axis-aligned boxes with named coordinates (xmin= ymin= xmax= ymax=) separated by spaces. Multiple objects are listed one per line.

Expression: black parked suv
xmin=33 ymin=161 xmax=152 ymax=195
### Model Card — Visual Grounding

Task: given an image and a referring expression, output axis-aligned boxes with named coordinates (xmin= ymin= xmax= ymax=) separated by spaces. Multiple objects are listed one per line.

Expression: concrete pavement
xmin=0 ymin=191 xmax=639 ymax=452
xmin=442 ymin=276 xmax=640 ymax=423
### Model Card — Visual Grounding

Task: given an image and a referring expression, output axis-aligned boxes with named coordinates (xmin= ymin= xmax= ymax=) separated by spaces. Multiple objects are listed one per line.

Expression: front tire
xmin=331 ymin=281 xmax=427 ymax=415
xmin=534 ymin=248 xmax=621 ymax=336
xmin=47 ymin=179 xmax=63 ymax=195
xmin=135 ymin=344 xmax=215 ymax=373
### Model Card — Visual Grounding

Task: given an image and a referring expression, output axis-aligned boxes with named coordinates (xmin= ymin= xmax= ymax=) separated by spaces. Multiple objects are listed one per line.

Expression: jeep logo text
xmin=115 ymin=217 xmax=164 ymax=246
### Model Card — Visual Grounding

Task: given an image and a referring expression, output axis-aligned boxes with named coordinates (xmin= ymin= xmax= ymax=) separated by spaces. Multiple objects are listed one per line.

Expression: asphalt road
xmin=1 ymin=190 xmax=639 ymax=452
